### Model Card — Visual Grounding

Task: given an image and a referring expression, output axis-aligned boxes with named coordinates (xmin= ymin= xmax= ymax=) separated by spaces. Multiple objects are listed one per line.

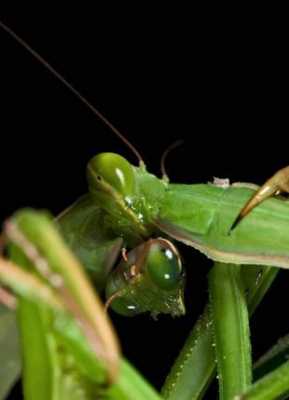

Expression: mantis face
xmin=87 ymin=153 xmax=186 ymax=317
xmin=105 ymin=238 xmax=186 ymax=318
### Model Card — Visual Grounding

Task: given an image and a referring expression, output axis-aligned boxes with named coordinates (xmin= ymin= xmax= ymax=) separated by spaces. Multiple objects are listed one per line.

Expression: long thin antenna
xmin=0 ymin=21 xmax=143 ymax=165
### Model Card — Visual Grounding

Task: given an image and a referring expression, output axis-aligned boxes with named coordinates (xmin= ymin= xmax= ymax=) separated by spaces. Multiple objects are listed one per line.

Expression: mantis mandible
xmin=1 ymin=20 xmax=289 ymax=400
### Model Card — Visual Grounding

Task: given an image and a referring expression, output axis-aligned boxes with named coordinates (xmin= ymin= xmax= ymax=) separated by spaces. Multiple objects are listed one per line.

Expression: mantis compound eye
xmin=146 ymin=240 xmax=183 ymax=291
xmin=87 ymin=152 xmax=135 ymax=197
xmin=105 ymin=238 xmax=185 ymax=317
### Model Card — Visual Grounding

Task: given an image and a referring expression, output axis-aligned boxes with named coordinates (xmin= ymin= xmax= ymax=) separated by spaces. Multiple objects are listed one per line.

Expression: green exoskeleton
xmin=3 ymin=20 xmax=289 ymax=400
xmin=59 ymin=151 xmax=289 ymax=317
xmin=59 ymin=152 xmax=186 ymax=318
xmin=3 ymin=20 xmax=289 ymax=319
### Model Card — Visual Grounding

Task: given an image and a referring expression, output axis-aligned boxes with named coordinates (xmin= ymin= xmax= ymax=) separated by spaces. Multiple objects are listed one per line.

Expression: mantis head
xmin=105 ymin=238 xmax=186 ymax=318
xmin=86 ymin=153 xmax=145 ymax=243
xmin=86 ymin=153 xmax=185 ymax=318
xmin=86 ymin=153 xmax=167 ymax=245
xmin=87 ymin=152 xmax=136 ymax=203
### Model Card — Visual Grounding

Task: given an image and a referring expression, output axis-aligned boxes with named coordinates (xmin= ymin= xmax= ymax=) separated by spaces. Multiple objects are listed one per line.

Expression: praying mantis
xmin=1 ymin=19 xmax=289 ymax=400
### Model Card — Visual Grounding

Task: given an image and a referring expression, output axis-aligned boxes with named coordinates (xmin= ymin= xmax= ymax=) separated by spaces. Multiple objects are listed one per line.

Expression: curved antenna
xmin=160 ymin=139 xmax=183 ymax=180
xmin=0 ymin=21 xmax=143 ymax=165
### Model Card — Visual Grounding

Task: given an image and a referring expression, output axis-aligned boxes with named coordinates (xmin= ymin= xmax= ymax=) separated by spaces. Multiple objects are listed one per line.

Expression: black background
xmin=0 ymin=9 xmax=288 ymax=398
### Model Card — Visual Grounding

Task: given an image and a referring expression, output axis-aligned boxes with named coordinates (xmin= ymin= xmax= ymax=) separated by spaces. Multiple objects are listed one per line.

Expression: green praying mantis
xmin=2 ymin=20 xmax=289 ymax=400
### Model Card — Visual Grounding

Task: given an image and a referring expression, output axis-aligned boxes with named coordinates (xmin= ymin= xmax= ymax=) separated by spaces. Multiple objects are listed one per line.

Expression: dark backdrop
xmin=0 ymin=11 xmax=288 ymax=398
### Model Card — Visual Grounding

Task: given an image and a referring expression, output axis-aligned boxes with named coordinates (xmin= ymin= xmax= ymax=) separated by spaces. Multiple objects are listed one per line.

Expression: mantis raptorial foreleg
xmin=0 ymin=287 xmax=16 ymax=310
xmin=5 ymin=212 xmax=120 ymax=379
xmin=231 ymin=166 xmax=289 ymax=230
xmin=0 ymin=210 xmax=162 ymax=400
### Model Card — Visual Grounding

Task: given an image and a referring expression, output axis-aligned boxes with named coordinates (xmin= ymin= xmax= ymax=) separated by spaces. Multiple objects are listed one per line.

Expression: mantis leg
xmin=208 ymin=263 xmax=252 ymax=400
xmin=1 ymin=210 xmax=162 ymax=400
xmin=231 ymin=166 xmax=289 ymax=230
xmin=161 ymin=264 xmax=278 ymax=400
xmin=0 ymin=305 xmax=20 ymax=399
